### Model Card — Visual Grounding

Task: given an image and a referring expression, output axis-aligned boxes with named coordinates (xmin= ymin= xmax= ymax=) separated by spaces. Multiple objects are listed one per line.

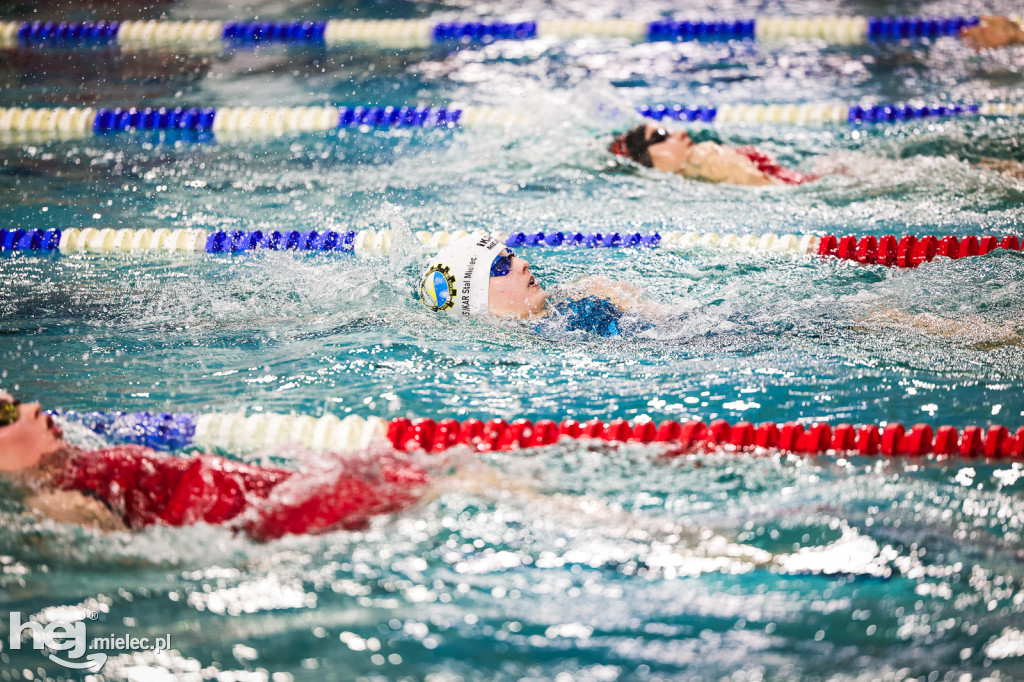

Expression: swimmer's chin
xmin=487 ymin=291 xmax=550 ymax=319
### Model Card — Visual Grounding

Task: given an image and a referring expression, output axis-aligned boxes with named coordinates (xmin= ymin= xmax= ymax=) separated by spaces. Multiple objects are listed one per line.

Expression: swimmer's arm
xmin=23 ymin=489 xmax=127 ymax=532
xmin=681 ymin=143 xmax=778 ymax=187
xmin=960 ymin=15 xmax=1024 ymax=50
xmin=439 ymin=461 xmax=773 ymax=568
xmin=974 ymin=158 xmax=1024 ymax=178
xmin=437 ymin=461 xmax=542 ymax=499
xmin=858 ymin=309 xmax=1020 ymax=346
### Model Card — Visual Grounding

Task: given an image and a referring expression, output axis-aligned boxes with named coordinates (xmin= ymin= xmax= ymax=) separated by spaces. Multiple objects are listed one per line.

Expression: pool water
xmin=2 ymin=0 xmax=1024 ymax=679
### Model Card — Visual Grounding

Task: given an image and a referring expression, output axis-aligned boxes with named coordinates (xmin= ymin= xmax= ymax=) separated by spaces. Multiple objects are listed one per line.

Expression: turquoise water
xmin=2 ymin=0 xmax=1024 ymax=679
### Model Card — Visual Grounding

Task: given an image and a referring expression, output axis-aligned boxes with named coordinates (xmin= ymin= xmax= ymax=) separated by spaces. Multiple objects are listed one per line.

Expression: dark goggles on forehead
xmin=0 ymin=399 xmax=20 ymax=427
xmin=490 ymin=249 xmax=517 ymax=277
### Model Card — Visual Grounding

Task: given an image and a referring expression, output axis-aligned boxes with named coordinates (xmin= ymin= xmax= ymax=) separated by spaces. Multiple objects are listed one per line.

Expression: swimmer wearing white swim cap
xmin=420 ymin=235 xmax=548 ymax=318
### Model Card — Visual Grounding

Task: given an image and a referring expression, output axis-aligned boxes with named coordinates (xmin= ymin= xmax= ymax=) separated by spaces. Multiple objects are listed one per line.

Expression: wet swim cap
xmin=420 ymin=234 xmax=506 ymax=317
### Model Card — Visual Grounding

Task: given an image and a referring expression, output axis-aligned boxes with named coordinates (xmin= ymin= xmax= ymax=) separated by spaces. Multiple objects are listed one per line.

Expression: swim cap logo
xmin=421 ymin=264 xmax=457 ymax=312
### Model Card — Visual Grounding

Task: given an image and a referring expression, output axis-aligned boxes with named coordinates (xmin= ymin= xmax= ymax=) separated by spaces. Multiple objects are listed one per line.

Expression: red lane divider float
xmin=385 ymin=417 xmax=1024 ymax=459
xmin=819 ymin=233 xmax=1021 ymax=269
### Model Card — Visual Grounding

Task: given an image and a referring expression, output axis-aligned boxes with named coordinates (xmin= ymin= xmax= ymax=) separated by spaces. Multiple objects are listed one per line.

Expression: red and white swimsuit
xmin=55 ymin=446 xmax=429 ymax=541
xmin=735 ymin=147 xmax=818 ymax=185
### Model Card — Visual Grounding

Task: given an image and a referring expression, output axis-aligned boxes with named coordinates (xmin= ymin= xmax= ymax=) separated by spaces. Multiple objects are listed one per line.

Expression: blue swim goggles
xmin=490 ymin=249 xmax=516 ymax=277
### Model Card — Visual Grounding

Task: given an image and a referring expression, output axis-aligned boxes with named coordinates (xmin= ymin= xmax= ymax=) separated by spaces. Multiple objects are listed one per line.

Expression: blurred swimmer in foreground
xmin=0 ymin=389 xmax=429 ymax=540
xmin=420 ymin=235 xmax=1021 ymax=345
xmin=0 ymin=390 xmax=781 ymax=568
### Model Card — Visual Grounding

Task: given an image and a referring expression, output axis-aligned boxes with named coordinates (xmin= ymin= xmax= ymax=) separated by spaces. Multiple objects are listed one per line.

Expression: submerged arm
xmin=858 ymin=309 xmax=1020 ymax=347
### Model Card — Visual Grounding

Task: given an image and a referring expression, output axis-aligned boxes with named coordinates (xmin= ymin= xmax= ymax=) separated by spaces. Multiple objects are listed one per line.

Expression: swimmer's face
xmin=646 ymin=125 xmax=694 ymax=173
xmin=488 ymin=251 xmax=548 ymax=318
xmin=0 ymin=391 xmax=64 ymax=473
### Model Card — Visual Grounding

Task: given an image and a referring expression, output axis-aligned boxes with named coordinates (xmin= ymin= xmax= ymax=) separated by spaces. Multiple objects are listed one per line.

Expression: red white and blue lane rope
xmin=55 ymin=410 xmax=1024 ymax=460
xmin=2 ymin=228 xmax=1020 ymax=270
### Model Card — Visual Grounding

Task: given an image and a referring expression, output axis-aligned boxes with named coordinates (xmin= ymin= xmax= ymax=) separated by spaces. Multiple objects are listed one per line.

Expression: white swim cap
xmin=420 ymin=234 xmax=506 ymax=317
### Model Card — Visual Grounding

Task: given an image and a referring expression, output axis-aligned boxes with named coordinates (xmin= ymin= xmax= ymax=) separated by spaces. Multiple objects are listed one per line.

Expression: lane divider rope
xmin=638 ymin=102 xmax=1024 ymax=125
xmin=57 ymin=410 xmax=1024 ymax=459
xmin=1 ymin=101 xmax=1021 ymax=140
xmin=57 ymin=410 xmax=388 ymax=453
xmin=3 ymin=228 xmax=1021 ymax=268
xmin=3 ymin=15 xmax=1019 ymax=50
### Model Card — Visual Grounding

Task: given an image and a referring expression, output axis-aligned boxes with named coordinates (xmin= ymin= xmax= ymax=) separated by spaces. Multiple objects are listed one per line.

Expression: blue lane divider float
xmin=57 ymin=410 xmax=198 ymax=450
xmin=203 ymin=229 xmax=356 ymax=253
xmin=221 ymin=21 xmax=327 ymax=43
xmin=432 ymin=21 xmax=537 ymax=43
xmin=505 ymin=231 xmax=662 ymax=248
xmin=16 ymin=20 xmax=122 ymax=43
xmin=646 ymin=20 xmax=756 ymax=42
xmin=0 ymin=228 xmax=61 ymax=251
xmin=843 ymin=103 xmax=980 ymax=123
xmin=3 ymin=15 xmax=989 ymax=48
xmin=866 ymin=16 xmax=979 ymax=40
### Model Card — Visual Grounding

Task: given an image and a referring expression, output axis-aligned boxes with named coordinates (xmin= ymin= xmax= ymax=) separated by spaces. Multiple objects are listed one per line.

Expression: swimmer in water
xmin=960 ymin=15 xmax=1024 ymax=50
xmin=609 ymin=124 xmax=816 ymax=186
xmin=0 ymin=390 xmax=429 ymax=540
xmin=611 ymin=121 xmax=1024 ymax=184
xmin=420 ymin=234 xmax=652 ymax=336
xmin=0 ymin=389 xmax=784 ymax=568
xmin=420 ymin=235 xmax=1021 ymax=345
xmin=608 ymin=16 xmax=1024 ymax=186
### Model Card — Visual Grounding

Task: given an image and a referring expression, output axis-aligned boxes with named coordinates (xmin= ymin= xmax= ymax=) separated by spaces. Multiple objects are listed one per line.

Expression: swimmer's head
xmin=0 ymin=390 xmax=64 ymax=472
xmin=420 ymin=235 xmax=548 ymax=319
xmin=610 ymin=124 xmax=717 ymax=172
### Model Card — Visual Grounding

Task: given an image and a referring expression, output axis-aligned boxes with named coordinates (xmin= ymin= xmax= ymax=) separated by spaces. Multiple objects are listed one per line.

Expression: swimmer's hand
xmin=24 ymin=489 xmax=127 ymax=532
xmin=960 ymin=15 xmax=1024 ymax=50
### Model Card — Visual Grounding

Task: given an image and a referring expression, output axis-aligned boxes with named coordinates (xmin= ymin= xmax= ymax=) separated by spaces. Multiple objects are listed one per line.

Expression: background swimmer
xmin=960 ymin=14 xmax=1024 ymax=50
xmin=608 ymin=16 xmax=1024 ymax=187
xmin=611 ymin=121 xmax=1024 ymax=184
xmin=610 ymin=124 xmax=816 ymax=186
